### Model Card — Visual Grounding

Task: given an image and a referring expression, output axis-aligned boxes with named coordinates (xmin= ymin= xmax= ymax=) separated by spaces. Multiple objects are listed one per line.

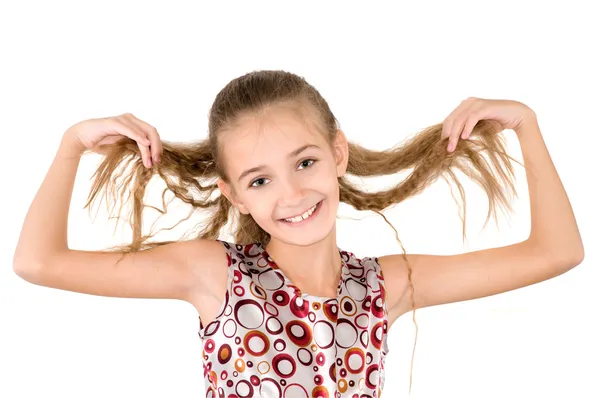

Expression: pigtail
xmin=85 ymin=137 xmax=226 ymax=254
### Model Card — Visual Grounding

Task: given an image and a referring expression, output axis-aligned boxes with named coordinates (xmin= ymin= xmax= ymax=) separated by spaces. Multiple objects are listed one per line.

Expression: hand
xmin=61 ymin=113 xmax=162 ymax=168
xmin=442 ymin=97 xmax=537 ymax=152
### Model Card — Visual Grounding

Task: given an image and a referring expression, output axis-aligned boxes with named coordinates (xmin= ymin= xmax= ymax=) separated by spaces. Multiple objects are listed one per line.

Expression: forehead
xmin=222 ymin=106 xmax=327 ymax=175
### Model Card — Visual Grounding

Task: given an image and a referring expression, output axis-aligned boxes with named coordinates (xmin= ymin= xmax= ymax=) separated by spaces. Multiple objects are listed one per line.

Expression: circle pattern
xmin=198 ymin=240 xmax=390 ymax=397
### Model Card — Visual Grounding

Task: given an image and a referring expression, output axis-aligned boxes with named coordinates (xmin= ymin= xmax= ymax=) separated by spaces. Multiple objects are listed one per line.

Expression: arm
xmin=380 ymin=116 xmax=584 ymax=317
xmin=12 ymin=130 xmax=225 ymax=302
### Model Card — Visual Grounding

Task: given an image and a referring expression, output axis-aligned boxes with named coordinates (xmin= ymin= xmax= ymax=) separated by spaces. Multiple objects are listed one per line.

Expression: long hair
xmin=85 ymin=70 xmax=519 ymax=390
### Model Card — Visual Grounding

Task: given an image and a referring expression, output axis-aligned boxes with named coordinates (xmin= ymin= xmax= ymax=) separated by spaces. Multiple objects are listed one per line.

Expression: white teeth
xmin=284 ymin=202 xmax=318 ymax=223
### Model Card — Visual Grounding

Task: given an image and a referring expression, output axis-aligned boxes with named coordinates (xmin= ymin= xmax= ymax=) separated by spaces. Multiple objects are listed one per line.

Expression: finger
xmin=441 ymin=97 xmax=474 ymax=144
xmin=108 ymin=115 xmax=151 ymax=145
xmin=108 ymin=117 xmax=153 ymax=168
xmin=457 ymin=100 xmax=489 ymax=141
xmin=461 ymin=112 xmax=483 ymax=140
xmin=126 ymin=115 xmax=163 ymax=164
xmin=441 ymin=104 xmax=463 ymax=140
xmin=118 ymin=116 xmax=154 ymax=168
xmin=448 ymin=99 xmax=480 ymax=151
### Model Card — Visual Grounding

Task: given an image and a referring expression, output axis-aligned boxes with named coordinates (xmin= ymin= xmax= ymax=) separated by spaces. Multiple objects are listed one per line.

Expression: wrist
xmin=57 ymin=129 xmax=86 ymax=159
xmin=515 ymin=111 xmax=540 ymax=137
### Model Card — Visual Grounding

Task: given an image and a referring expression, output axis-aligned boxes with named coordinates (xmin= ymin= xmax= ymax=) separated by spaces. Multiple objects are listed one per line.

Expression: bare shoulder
xmin=377 ymin=254 xmax=417 ymax=323
xmin=182 ymin=238 xmax=229 ymax=296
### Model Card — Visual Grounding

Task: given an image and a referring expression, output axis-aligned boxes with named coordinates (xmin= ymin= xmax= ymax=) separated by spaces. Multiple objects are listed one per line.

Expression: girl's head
xmin=210 ymin=72 xmax=349 ymax=246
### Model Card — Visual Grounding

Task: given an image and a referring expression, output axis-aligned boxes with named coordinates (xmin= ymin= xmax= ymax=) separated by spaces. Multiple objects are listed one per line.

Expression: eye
xmin=249 ymin=177 xmax=269 ymax=188
xmin=298 ymin=159 xmax=316 ymax=169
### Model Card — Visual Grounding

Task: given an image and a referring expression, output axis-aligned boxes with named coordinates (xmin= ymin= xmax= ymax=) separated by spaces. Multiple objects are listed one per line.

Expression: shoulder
xmin=342 ymin=249 xmax=385 ymax=281
xmin=184 ymin=239 xmax=264 ymax=268
xmin=181 ymin=238 xmax=227 ymax=262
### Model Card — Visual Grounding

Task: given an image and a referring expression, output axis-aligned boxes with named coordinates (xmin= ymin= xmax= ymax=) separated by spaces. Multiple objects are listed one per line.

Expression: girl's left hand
xmin=442 ymin=97 xmax=537 ymax=152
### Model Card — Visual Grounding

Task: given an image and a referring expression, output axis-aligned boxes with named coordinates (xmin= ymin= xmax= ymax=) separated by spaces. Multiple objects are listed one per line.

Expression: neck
xmin=264 ymin=226 xmax=341 ymax=296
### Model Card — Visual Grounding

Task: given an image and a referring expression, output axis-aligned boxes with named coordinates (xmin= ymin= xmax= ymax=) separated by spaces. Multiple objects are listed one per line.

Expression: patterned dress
xmin=198 ymin=240 xmax=390 ymax=397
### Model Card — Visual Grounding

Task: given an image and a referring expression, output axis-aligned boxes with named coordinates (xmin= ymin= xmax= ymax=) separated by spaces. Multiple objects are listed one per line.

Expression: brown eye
xmin=298 ymin=159 xmax=316 ymax=169
xmin=250 ymin=178 xmax=269 ymax=188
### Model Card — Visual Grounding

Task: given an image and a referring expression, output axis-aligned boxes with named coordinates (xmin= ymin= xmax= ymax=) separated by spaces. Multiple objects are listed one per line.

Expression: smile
xmin=280 ymin=200 xmax=323 ymax=224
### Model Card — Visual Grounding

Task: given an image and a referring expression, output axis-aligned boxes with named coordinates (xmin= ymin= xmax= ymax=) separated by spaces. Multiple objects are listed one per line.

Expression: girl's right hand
xmin=62 ymin=113 xmax=162 ymax=168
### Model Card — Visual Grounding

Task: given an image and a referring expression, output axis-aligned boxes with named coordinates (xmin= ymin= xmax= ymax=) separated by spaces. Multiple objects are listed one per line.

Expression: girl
xmin=13 ymin=70 xmax=584 ymax=397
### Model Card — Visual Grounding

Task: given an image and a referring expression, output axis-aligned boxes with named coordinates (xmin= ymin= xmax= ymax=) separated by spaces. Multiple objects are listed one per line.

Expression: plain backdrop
xmin=1 ymin=1 xmax=598 ymax=397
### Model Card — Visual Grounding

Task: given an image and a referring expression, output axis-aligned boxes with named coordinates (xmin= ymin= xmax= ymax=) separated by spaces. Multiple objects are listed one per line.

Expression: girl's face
xmin=218 ymin=105 xmax=348 ymax=246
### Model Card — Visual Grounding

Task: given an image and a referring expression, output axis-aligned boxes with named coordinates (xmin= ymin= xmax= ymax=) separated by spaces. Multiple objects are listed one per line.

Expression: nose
xmin=278 ymin=176 xmax=306 ymax=208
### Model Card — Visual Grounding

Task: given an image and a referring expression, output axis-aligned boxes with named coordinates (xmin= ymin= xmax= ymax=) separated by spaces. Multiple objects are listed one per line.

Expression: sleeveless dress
xmin=198 ymin=240 xmax=390 ymax=397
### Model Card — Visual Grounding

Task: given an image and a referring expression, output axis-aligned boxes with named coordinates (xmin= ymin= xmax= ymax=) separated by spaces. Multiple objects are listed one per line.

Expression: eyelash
xmin=249 ymin=158 xmax=317 ymax=188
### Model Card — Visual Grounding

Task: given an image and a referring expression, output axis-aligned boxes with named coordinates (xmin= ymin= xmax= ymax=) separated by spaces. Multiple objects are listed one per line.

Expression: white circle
xmin=368 ymin=367 xmax=379 ymax=386
xmin=267 ymin=316 xmax=282 ymax=332
xmin=248 ymin=335 xmax=266 ymax=353
xmin=257 ymin=361 xmax=270 ymax=374
xmin=348 ymin=352 xmax=363 ymax=371
xmin=336 ymin=321 xmax=358 ymax=348
xmin=236 ymin=381 xmax=250 ymax=396
xmin=291 ymin=324 xmax=304 ymax=336
xmin=283 ymin=384 xmax=308 ymax=397
xmin=346 ymin=279 xmax=367 ymax=301
xmin=258 ymin=269 xmax=284 ymax=290
xmin=297 ymin=348 xmax=312 ymax=363
xmin=278 ymin=358 xmax=293 ymax=376
xmin=223 ymin=319 xmax=237 ymax=338
xmin=237 ymin=303 xmax=263 ymax=329
xmin=356 ymin=314 xmax=369 ymax=328
xmin=313 ymin=321 xmax=334 ymax=348
xmin=259 ymin=378 xmax=280 ymax=396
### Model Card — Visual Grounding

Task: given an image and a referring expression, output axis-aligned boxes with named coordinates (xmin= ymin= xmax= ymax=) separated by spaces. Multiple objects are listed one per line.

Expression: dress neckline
xmin=257 ymin=242 xmax=347 ymax=301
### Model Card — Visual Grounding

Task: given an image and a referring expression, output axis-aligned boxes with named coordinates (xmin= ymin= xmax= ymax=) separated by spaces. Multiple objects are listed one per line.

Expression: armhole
xmin=374 ymin=257 xmax=390 ymax=321
xmin=374 ymin=256 xmax=391 ymax=355
xmin=198 ymin=239 xmax=233 ymax=339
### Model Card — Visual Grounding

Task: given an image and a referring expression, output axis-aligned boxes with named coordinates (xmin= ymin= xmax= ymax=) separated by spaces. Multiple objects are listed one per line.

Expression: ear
xmin=333 ymin=129 xmax=349 ymax=177
xmin=217 ymin=179 xmax=250 ymax=215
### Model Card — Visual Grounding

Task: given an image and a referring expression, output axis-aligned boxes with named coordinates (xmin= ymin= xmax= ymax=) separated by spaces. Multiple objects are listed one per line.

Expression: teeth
xmin=284 ymin=202 xmax=318 ymax=223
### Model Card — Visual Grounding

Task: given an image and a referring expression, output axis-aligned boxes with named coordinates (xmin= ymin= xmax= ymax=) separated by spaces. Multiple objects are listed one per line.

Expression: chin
xmin=277 ymin=229 xmax=331 ymax=247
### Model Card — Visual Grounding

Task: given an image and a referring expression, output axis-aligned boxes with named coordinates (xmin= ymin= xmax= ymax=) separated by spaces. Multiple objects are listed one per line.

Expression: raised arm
xmin=12 ymin=117 xmax=226 ymax=304
xmin=380 ymin=99 xmax=584 ymax=319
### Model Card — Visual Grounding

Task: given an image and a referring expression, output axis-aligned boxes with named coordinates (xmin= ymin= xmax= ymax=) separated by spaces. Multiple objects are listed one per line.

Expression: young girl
xmin=13 ymin=70 xmax=584 ymax=397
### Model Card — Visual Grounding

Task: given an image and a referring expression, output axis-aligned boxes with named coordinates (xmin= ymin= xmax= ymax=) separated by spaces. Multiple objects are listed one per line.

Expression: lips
xmin=279 ymin=200 xmax=323 ymax=222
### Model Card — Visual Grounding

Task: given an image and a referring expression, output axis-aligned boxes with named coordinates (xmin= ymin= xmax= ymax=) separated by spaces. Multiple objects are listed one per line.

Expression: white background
xmin=1 ymin=1 xmax=598 ymax=397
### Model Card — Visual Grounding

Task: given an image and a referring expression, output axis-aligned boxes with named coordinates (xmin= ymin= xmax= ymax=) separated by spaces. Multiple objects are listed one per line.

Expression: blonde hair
xmin=86 ymin=70 xmax=519 ymax=389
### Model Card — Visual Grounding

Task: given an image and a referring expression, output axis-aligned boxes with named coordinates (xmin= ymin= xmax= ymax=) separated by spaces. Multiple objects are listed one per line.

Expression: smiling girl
xmin=13 ymin=70 xmax=584 ymax=397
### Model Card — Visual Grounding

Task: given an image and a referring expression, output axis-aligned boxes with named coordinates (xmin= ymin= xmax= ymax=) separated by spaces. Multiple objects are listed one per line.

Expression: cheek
xmin=245 ymin=192 xmax=276 ymax=217
xmin=317 ymin=163 xmax=340 ymax=192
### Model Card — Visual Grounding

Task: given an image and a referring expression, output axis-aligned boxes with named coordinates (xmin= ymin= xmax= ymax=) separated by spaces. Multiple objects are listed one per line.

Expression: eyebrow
xmin=237 ymin=144 xmax=320 ymax=182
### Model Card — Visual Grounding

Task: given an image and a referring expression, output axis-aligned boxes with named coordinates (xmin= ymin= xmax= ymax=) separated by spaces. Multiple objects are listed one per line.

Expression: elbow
xmin=569 ymin=242 xmax=585 ymax=267
xmin=562 ymin=237 xmax=585 ymax=267
xmin=556 ymin=245 xmax=584 ymax=271
xmin=526 ymin=238 xmax=585 ymax=270
xmin=13 ymin=251 xmax=41 ymax=277
xmin=13 ymin=260 xmax=46 ymax=284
